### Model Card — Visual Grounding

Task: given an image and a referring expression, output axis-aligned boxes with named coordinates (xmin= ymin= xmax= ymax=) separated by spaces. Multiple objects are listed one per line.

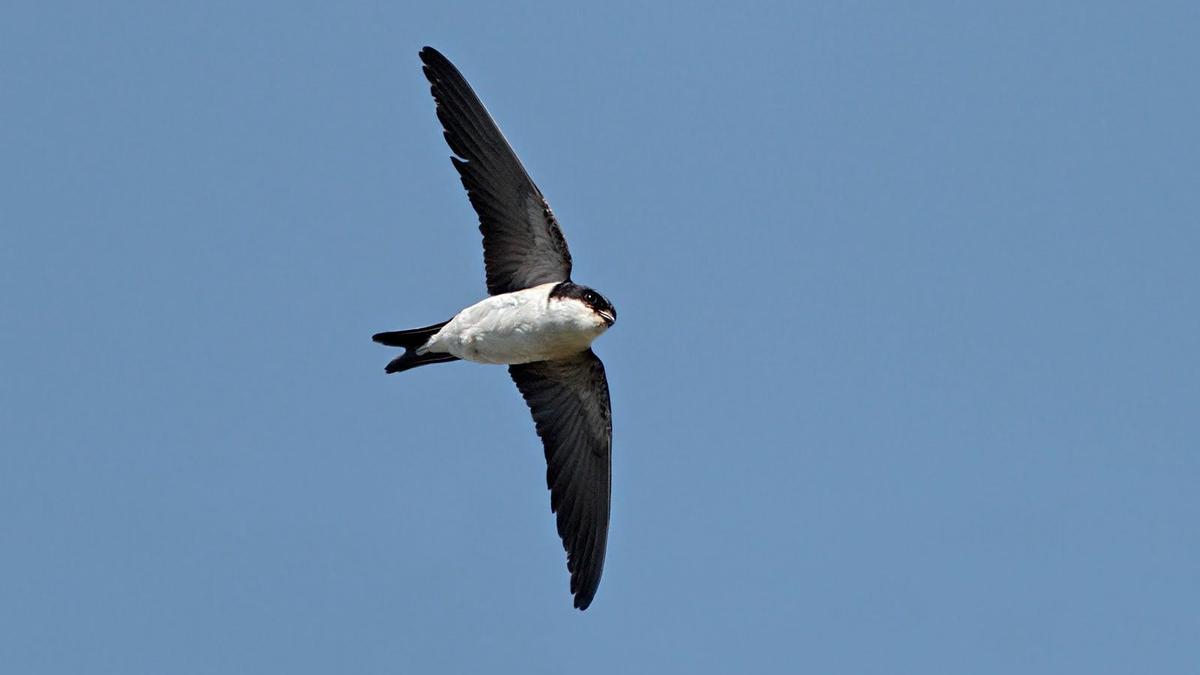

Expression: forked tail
xmin=372 ymin=320 xmax=459 ymax=374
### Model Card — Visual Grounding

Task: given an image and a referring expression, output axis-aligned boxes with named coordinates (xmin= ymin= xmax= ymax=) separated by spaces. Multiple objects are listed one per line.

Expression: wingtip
xmin=419 ymin=46 xmax=443 ymax=64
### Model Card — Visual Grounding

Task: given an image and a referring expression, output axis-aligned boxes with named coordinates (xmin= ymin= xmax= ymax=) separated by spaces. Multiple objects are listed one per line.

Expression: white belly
xmin=421 ymin=283 xmax=608 ymax=365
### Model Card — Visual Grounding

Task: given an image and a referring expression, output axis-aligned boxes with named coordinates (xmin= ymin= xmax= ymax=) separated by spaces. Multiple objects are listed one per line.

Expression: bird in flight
xmin=373 ymin=47 xmax=616 ymax=610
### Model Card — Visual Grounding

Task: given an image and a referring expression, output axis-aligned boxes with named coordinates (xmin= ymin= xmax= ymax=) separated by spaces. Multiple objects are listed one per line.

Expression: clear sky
xmin=3 ymin=2 xmax=1197 ymax=673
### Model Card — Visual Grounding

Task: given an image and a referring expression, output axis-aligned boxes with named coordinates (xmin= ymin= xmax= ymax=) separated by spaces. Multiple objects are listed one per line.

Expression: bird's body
xmin=373 ymin=47 xmax=617 ymax=610
xmin=422 ymin=283 xmax=613 ymax=365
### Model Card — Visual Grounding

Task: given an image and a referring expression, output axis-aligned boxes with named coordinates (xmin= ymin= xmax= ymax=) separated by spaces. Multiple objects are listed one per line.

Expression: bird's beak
xmin=598 ymin=309 xmax=616 ymax=326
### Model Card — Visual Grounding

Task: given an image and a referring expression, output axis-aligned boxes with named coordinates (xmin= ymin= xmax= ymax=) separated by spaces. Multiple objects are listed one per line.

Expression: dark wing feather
xmin=508 ymin=350 xmax=612 ymax=610
xmin=419 ymin=47 xmax=573 ymax=295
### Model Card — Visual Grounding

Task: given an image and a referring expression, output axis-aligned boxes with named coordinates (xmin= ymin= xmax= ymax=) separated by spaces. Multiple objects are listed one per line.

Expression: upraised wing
xmin=420 ymin=47 xmax=573 ymax=295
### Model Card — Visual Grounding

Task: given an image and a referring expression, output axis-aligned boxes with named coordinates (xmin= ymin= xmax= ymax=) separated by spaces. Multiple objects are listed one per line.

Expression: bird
xmin=373 ymin=47 xmax=616 ymax=610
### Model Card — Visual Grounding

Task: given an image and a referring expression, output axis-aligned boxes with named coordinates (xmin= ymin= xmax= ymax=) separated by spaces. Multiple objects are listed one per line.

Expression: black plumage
xmin=419 ymin=47 xmax=573 ymax=296
xmin=372 ymin=321 xmax=459 ymax=373
xmin=509 ymin=350 xmax=612 ymax=610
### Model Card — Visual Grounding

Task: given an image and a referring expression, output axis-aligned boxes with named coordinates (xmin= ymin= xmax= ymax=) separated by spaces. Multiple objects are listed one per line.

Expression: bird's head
xmin=550 ymin=281 xmax=617 ymax=328
xmin=581 ymin=288 xmax=617 ymax=327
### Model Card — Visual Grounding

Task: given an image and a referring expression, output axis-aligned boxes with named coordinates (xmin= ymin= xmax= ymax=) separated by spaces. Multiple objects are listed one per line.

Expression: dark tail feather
xmin=372 ymin=320 xmax=459 ymax=374
xmin=372 ymin=321 xmax=448 ymax=348
xmin=384 ymin=351 xmax=458 ymax=374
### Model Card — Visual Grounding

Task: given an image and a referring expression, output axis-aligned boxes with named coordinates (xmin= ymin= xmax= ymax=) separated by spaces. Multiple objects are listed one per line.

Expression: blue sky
xmin=2 ymin=1 xmax=1198 ymax=673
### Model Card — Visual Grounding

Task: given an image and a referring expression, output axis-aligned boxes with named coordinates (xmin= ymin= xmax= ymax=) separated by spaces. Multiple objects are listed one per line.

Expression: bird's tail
xmin=373 ymin=320 xmax=459 ymax=374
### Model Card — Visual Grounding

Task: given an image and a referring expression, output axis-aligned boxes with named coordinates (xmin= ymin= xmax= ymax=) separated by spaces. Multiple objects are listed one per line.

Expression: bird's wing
xmin=419 ymin=46 xmax=573 ymax=296
xmin=508 ymin=349 xmax=612 ymax=610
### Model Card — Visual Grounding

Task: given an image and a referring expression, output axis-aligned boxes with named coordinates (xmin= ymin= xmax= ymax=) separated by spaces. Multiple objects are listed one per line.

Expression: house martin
xmin=373 ymin=47 xmax=616 ymax=610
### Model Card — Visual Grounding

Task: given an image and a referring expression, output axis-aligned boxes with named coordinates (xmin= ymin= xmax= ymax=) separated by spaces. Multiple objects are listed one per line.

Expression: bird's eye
xmin=584 ymin=292 xmax=596 ymax=303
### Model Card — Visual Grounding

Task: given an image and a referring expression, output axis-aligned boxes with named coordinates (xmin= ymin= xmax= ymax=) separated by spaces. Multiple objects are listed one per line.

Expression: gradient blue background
xmin=3 ymin=2 xmax=1197 ymax=672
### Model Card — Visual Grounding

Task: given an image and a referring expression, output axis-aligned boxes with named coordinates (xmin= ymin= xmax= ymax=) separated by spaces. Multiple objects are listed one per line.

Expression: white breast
xmin=421 ymin=283 xmax=608 ymax=365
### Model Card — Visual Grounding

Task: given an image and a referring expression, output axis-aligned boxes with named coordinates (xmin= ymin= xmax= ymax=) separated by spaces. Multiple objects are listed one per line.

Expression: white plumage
xmin=420 ymin=283 xmax=611 ymax=365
